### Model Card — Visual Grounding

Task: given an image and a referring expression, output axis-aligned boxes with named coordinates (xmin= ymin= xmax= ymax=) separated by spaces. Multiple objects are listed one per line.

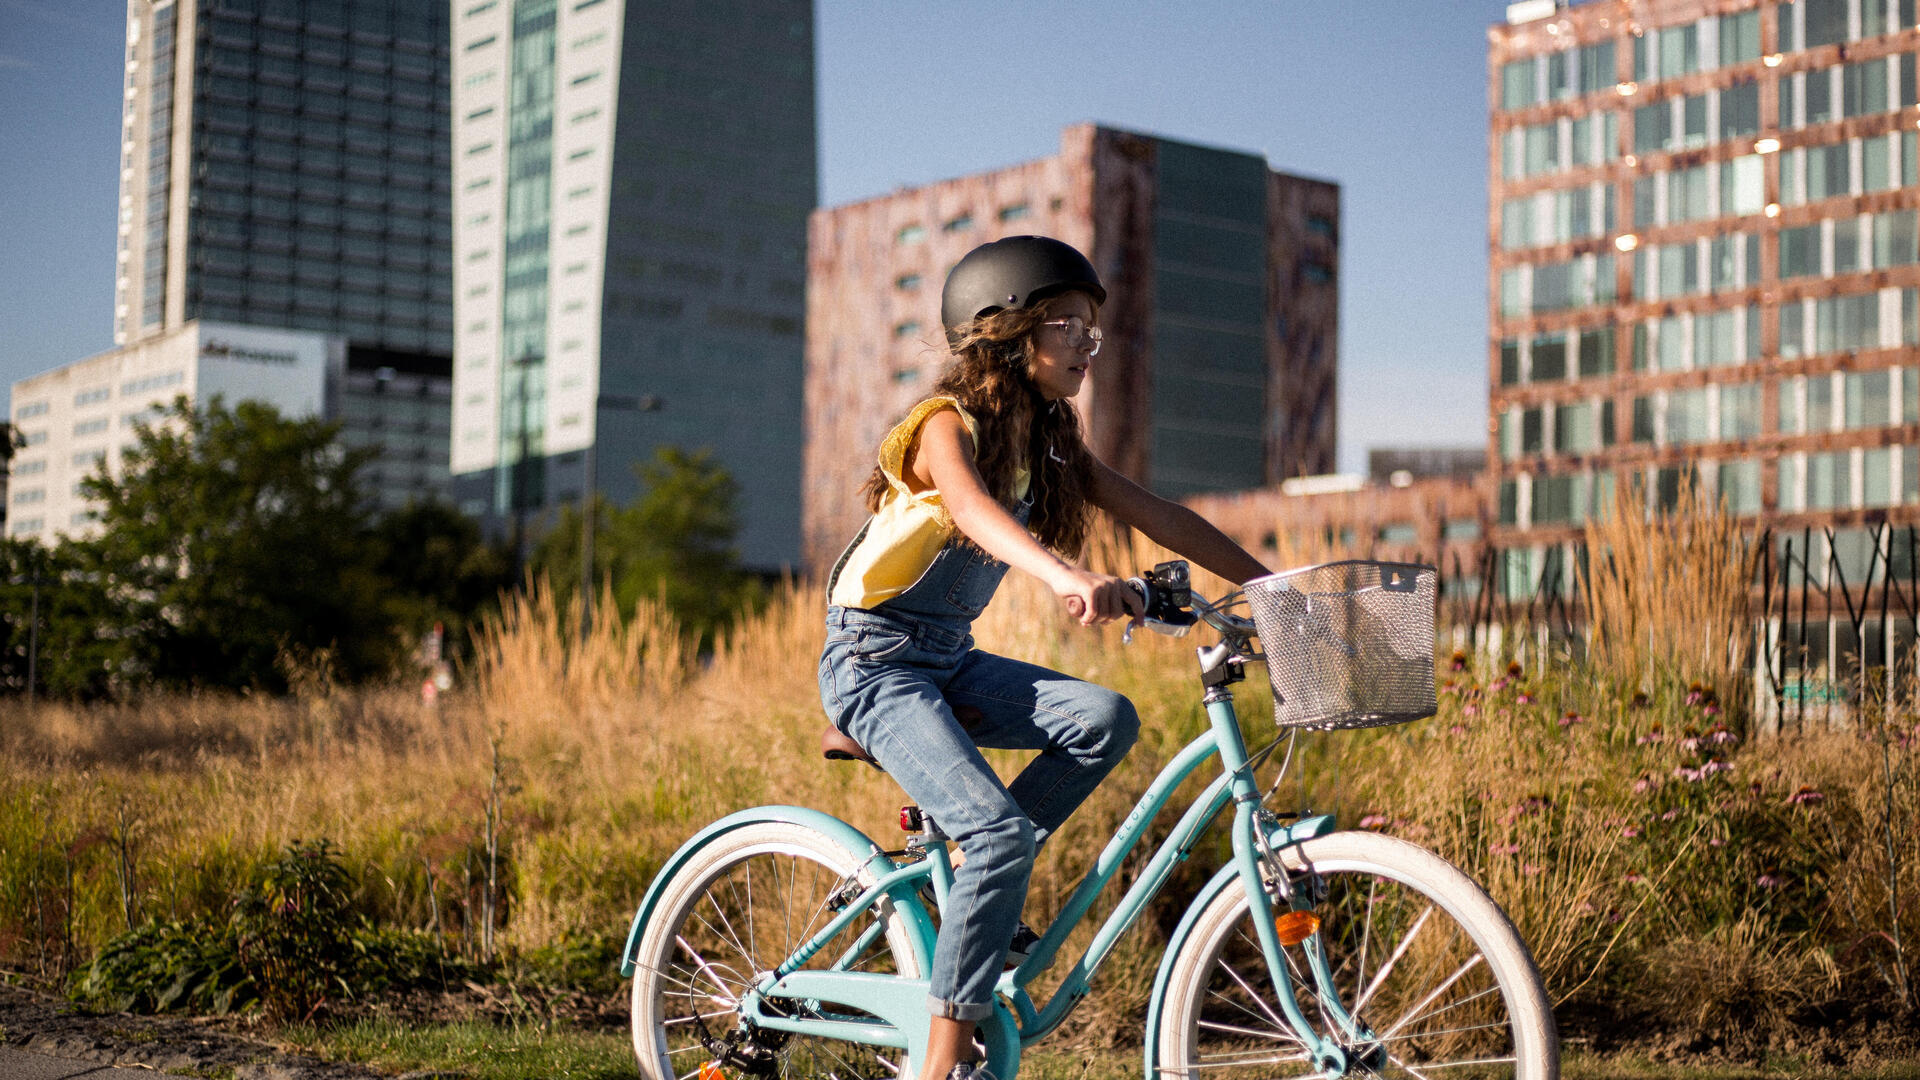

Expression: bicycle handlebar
xmin=1126 ymin=560 xmax=1257 ymax=642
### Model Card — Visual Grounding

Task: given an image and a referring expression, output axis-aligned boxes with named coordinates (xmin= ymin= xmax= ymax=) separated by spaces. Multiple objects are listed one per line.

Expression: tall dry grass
xmin=1 ymin=535 xmax=1916 ymax=1051
xmin=1582 ymin=478 xmax=1759 ymax=725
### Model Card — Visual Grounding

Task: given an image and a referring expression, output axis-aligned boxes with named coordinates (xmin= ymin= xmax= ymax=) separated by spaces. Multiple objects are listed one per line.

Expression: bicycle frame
xmin=737 ymin=680 xmax=1365 ymax=1076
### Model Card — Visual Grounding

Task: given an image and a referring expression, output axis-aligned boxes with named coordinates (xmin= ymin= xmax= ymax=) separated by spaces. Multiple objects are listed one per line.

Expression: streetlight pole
xmin=579 ymin=393 xmax=661 ymax=639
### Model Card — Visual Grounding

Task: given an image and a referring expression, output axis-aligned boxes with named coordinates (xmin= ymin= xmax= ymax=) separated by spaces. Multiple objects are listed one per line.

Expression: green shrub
xmin=71 ymin=916 xmax=250 ymax=1014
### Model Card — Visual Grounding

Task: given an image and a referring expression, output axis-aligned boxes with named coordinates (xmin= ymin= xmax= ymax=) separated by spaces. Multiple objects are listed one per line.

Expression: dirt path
xmin=0 ymin=983 xmax=407 ymax=1079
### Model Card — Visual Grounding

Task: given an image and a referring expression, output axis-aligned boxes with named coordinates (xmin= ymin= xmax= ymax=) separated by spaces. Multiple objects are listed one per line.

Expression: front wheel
xmin=1156 ymin=830 xmax=1557 ymax=1079
xmin=630 ymin=821 xmax=926 ymax=1080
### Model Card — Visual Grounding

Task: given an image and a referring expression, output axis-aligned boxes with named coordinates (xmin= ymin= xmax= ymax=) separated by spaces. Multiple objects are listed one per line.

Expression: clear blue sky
xmin=0 ymin=0 xmax=1502 ymax=472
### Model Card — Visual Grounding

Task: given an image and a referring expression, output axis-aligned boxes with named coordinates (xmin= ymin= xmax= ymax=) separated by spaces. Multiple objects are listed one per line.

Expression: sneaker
xmin=1003 ymin=923 xmax=1042 ymax=967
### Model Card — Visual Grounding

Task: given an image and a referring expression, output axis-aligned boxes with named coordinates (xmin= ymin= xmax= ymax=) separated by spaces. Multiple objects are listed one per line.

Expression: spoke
xmin=699 ymin=884 xmax=758 ymax=969
xmin=1383 ymin=1053 xmax=1438 ymax=1080
xmin=663 ymin=1008 xmax=737 ymax=1027
xmin=1377 ymin=955 xmax=1483 ymax=1044
xmin=1193 ymin=1048 xmax=1316 ymax=1065
xmin=1175 ymin=1053 xmax=1328 ymax=1068
xmin=1218 ymin=947 xmax=1297 ymax=1035
xmin=674 ymin=935 xmax=748 ymax=1001
xmin=1375 ymin=1017 xmax=1512 ymax=1045
xmin=1352 ymin=904 xmax=1432 ymax=1017
xmin=1355 ymin=876 xmax=1377 ymax=1006
xmin=1197 ymin=1017 xmax=1303 ymax=1043
xmin=1387 ymin=1051 xmax=1517 ymax=1072
xmin=1205 ymin=984 xmax=1293 ymax=1033
xmin=1377 ymin=983 xmax=1502 ymax=1036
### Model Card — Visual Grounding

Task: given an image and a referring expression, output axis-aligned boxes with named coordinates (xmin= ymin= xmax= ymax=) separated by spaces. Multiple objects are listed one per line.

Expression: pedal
xmin=899 ymin=805 xmax=924 ymax=831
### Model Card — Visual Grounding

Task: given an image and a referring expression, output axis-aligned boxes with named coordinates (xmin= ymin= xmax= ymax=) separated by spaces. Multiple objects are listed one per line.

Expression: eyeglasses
xmin=1041 ymin=316 xmax=1103 ymax=356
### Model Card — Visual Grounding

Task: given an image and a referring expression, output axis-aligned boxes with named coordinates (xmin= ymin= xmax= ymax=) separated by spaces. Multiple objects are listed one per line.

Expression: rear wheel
xmin=1156 ymin=830 xmax=1556 ymax=1079
xmin=631 ymin=821 xmax=926 ymax=1080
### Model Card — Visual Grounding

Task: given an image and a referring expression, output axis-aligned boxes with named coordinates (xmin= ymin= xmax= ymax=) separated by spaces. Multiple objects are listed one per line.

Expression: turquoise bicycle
xmin=621 ymin=560 xmax=1558 ymax=1079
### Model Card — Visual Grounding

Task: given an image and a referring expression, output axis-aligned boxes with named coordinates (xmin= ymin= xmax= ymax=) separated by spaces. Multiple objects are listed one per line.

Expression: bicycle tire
xmin=1156 ymin=830 xmax=1557 ymax=1079
xmin=631 ymin=821 xmax=927 ymax=1080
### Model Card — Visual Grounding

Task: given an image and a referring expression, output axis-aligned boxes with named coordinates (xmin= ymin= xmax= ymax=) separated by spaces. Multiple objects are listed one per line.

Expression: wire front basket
xmin=1243 ymin=560 xmax=1439 ymax=731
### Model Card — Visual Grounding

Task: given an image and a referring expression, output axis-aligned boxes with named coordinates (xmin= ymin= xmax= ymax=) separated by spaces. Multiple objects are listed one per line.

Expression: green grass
xmin=284 ymin=1017 xmax=633 ymax=1080
xmin=279 ymin=1021 xmax=1920 ymax=1080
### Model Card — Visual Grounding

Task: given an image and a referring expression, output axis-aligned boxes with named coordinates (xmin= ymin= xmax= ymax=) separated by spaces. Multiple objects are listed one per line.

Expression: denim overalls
xmin=819 ymin=508 xmax=1140 ymax=1022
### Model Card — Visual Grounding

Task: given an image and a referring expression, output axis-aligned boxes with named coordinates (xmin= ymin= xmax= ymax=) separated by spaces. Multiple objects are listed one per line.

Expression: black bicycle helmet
xmin=940 ymin=235 xmax=1107 ymax=340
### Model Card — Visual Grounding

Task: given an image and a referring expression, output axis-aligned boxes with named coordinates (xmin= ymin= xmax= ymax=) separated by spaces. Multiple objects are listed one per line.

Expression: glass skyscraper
xmin=448 ymin=0 xmax=816 ymax=571
xmin=117 ymin=0 xmax=453 ymax=355
xmin=110 ymin=0 xmax=456 ymax=509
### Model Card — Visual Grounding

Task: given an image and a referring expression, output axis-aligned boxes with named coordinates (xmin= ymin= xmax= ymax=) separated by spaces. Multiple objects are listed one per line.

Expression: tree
xmin=80 ymin=396 xmax=399 ymax=690
xmin=0 ymin=537 xmax=123 ymax=698
xmin=532 ymin=446 xmax=764 ymax=647
xmin=370 ymin=499 xmax=514 ymax=659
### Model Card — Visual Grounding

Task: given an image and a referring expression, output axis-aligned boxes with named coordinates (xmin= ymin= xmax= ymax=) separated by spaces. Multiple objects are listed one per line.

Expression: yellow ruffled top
xmin=828 ymin=397 xmax=1030 ymax=610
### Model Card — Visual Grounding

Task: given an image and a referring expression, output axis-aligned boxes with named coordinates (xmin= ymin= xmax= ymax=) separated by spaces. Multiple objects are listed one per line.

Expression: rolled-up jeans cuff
xmin=927 ymin=994 xmax=993 ymax=1021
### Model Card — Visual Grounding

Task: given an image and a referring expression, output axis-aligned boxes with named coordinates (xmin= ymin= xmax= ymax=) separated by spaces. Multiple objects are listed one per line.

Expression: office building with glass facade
xmin=108 ymin=0 xmax=456 ymax=508
xmin=803 ymin=124 xmax=1339 ymax=572
xmin=1490 ymin=0 xmax=1920 ymax=576
xmin=448 ymin=0 xmax=815 ymax=571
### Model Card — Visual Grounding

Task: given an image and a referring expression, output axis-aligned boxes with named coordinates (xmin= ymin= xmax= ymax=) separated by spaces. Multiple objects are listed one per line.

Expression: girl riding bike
xmin=818 ymin=235 xmax=1272 ymax=1080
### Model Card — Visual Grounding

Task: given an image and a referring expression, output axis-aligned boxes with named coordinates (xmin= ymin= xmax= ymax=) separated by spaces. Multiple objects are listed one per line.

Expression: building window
xmin=893 ymin=320 xmax=922 ymax=338
xmin=942 ymin=213 xmax=973 ymax=233
xmin=14 ymin=400 xmax=49 ymax=420
xmin=895 ymin=224 xmax=925 ymax=245
xmin=997 ymin=203 xmax=1030 ymax=222
xmin=895 ymin=273 xmax=922 ymax=291
xmin=464 ymin=35 xmax=497 ymax=51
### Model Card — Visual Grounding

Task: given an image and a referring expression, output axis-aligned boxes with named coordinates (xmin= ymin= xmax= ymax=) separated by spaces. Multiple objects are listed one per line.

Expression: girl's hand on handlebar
xmin=1055 ymin=568 xmax=1146 ymax=627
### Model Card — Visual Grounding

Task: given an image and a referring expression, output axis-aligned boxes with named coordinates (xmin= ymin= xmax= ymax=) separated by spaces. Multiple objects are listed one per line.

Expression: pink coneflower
xmin=1523 ymin=862 xmax=1543 ymax=875
xmin=1621 ymin=825 xmax=1641 ymax=838
xmin=1489 ymin=677 xmax=1510 ymax=693
xmin=1632 ymin=775 xmax=1654 ymax=794
xmin=1700 ymin=760 xmax=1734 ymax=778
xmin=1623 ymin=872 xmax=1645 ymax=884
xmin=1786 ymin=785 xmax=1825 ymax=806
xmin=1561 ymin=711 xmax=1585 ymax=728
xmin=1517 ymin=692 xmax=1534 ymax=704
xmin=1674 ymin=765 xmax=1704 ymax=782
xmin=1636 ymin=724 xmax=1665 ymax=745
xmin=1708 ymin=725 xmax=1738 ymax=745
xmin=1661 ymin=808 xmax=1681 ymax=821
xmin=1448 ymin=724 xmax=1469 ymax=736
xmin=1489 ymin=841 xmax=1522 ymax=856
xmin=1450 ymin=650 xmax=1468 ymax=672
xmin=1757 ymin=873 xmax=1785 ymax=889
xmin=1708 ymin=837 xmax=1726 ymax=847
xmin=1463 ymin=704 xmax=1479 ymax=717
xmin=1703 ymin=703 xmax=1721 ymax=717
xmin=1358 ymin=813 xmax=1390 ymax=829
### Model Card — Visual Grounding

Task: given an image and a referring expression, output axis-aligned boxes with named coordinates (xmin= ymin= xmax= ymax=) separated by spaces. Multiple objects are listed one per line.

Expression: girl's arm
xmin=909 ymin=409 xmax=1141 ymax=626
xmin=1088 ymin=458 xmax=1272 ymax=586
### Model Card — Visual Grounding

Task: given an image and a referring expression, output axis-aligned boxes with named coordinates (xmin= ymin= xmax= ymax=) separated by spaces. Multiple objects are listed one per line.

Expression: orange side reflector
xmin=1274 ymin=910 xmax=1320 ymax=946
xmin=700 ymin=1062 xmax=728 ymax=1080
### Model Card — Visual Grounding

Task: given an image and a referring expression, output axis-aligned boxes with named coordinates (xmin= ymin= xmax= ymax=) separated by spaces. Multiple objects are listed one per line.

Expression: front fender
xmin=619 ymin=805 xmax=936 ymax=978
xmin=1142 ymin=814 xmax=1337 ymax=1077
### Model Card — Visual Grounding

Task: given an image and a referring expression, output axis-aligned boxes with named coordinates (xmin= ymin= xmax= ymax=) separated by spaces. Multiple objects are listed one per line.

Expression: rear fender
xmin=618 ymin=805 xmax=935 ymax=978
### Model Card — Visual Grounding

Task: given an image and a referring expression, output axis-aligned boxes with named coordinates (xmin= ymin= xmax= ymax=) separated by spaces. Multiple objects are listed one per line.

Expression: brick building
xmin=1490 ymin=0 xmax=1920 ymax=585
xmin=804 ymin=124 xmax=1339 ymax=571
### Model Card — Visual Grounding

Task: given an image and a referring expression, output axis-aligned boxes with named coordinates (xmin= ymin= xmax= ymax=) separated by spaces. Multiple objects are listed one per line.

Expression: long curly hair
xmin=860 ymin=292 xmax=1097 ymax=558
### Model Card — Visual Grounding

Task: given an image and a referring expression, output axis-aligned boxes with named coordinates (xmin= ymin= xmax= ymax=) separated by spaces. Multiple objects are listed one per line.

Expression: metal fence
xmin=1414 ymin=523 xmax=1920 ymax=734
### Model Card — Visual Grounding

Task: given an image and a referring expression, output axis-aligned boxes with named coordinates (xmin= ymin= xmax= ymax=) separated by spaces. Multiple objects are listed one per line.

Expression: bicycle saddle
xmin=820 ymin=705 xmax=986 ymax=768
